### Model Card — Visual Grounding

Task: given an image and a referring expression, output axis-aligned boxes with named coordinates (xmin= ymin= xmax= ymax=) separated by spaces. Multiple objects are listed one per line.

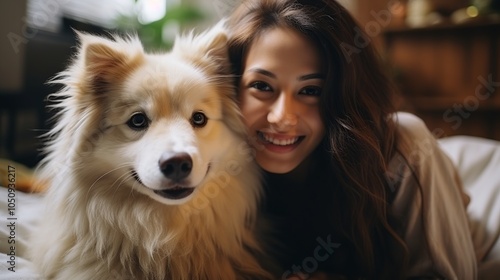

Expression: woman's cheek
xmin=239 ymin=93 xmax=263 ymax=125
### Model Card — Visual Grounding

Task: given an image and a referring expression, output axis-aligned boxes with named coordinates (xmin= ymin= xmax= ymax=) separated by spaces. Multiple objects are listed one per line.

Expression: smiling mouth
xmin=258 ymin=131 xmax=304 ymax=146
xmin=131 ymin=170 xmax=195 ymax=200
xmin=153 ymin=187 xmax=194 ymax=200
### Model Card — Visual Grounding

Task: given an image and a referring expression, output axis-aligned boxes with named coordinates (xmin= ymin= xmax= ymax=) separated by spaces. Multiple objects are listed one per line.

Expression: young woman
xmin=227 ymin=0 xmax=477 ymax=279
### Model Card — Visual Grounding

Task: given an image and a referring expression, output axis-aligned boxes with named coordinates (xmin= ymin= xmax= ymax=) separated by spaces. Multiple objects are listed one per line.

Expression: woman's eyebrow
xmin=245 ymin=67 xmax=324 ymax=81
xmin=245 ymin=67 xmax=276 ymax=79
xmin=298 ymin=73 xmax=324 ymax=81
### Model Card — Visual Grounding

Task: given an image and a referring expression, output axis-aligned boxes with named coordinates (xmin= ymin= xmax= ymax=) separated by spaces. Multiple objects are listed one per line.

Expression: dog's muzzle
xmin=131 ymin=152 xmax=196 ymax=200
xmin=159 ymin=152 xmax=192 ymax=181
xmin=153 ymin=152 xmax=195 ymax=200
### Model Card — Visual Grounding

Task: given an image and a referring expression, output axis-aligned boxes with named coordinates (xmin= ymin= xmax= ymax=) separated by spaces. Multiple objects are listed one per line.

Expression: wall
xmin=0 ymin=0 xmax=27 ymax=92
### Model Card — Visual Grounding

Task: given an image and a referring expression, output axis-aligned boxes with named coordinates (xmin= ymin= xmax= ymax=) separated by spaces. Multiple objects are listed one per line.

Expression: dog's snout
xmin=159 ymin=152 xmax=193 ymax=181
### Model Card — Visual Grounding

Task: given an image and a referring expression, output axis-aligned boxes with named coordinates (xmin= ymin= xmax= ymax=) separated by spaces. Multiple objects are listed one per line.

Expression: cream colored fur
xmin=30 ymin=21 xmax=273 ymax=280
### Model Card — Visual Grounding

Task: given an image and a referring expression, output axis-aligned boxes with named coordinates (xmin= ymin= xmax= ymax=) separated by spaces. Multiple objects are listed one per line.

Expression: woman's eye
xmin=250 ymin=81 xmax=272 ymax=92
xmin=191 ymin=112 xmax=207 ymax=128
xmin=127 ymin=112 xmax=149 ymax=130
xmin=300 ymin=86 xmax=322 ymax=97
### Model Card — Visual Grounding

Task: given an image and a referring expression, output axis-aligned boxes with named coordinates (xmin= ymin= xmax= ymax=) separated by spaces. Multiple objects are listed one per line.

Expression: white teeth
xmin=261 ymin=133 xmax=299 ymax=146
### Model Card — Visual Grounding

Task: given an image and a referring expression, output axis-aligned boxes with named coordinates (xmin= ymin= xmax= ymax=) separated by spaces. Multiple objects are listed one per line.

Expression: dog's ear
xmin=172 ymin=20 xmax=229 ymax=74
xmin=76 ymin=32 xmax=144 ymax=94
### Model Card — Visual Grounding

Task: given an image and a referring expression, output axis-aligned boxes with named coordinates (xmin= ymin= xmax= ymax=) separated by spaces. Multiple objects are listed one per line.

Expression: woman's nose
xmin=267 ymin=93 xmax=298 ymax=129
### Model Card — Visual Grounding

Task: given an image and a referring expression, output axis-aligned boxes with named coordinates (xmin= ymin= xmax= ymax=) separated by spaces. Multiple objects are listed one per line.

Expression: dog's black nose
xmin=159 ymin=152 xmax=192 ymax=181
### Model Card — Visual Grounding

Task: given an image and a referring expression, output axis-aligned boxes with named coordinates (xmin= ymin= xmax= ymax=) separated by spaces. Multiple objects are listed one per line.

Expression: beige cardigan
xmin=390 ymin=112 xmax=477 ymax=279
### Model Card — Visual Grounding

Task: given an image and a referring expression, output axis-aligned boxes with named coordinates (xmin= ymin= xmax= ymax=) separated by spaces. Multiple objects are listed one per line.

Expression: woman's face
xmin=239 ymin=27 xmax=326 ymax=174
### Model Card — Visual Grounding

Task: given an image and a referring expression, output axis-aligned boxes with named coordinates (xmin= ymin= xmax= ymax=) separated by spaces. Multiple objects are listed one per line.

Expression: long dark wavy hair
xmin=227 ymin=0 xmax=408 ymax=278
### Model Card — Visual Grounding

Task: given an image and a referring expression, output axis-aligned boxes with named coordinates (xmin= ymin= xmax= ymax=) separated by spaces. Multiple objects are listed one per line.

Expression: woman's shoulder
xmin=391 ymin=112 xmax=438 ymax=154
xmin=392 ymin=112 xmax=433 ymax=139
xmin=387 ymin=113 xmax=478 ymax=279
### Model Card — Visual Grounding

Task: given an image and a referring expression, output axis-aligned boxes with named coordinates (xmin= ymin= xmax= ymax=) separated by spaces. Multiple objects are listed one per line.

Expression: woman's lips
xmin=257 ymin=131 xmax=304 ymax=153
xmin=261 ymin=133 xmax=299 ymax=145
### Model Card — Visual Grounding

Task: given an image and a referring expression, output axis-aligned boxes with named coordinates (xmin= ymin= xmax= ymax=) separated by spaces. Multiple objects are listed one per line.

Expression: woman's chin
xmin=257 ymin=159 xmax=299 ymax=174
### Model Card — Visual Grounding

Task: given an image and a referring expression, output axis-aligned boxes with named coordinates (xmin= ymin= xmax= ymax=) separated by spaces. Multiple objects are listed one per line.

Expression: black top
xmin=260 ymin=148 xmax=363 ymax=278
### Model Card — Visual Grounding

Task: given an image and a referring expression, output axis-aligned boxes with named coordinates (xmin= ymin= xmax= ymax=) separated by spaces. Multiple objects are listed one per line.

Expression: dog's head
xmin=51 ymin=21 xmax=247 ymax=205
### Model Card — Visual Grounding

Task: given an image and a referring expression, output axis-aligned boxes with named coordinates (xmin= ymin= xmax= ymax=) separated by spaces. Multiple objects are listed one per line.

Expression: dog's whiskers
xmin=87 ymin=163 xmax=133 ymax=196
xmin=108 ymin=170 xmax=137 ymax=198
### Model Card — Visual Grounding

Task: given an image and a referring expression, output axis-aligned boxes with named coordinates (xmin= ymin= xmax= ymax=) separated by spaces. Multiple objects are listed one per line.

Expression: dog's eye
xmin=191 ymin=112 xmax=207 ymax=127
xmin=127 ymin=113 xmax=149 ymax=130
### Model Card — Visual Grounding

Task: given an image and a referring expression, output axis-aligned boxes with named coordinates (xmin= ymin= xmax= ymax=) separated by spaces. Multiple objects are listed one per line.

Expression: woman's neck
xmin=264 ymin=149 xmax=322 ymax=190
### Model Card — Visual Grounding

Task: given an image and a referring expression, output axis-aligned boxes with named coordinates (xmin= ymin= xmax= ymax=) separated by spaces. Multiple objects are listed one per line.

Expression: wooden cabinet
xmin=383 ymin=19 xmax=500 ymax=140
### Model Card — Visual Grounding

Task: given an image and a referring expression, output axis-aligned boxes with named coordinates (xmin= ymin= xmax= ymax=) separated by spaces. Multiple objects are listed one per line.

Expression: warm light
xmin=139 ymin=0 xmax=167 ymax=24
xmin=390 ymin=1 xmax=405 ymax=16
xmin=466 ymin=6 xmax=479 ymax=17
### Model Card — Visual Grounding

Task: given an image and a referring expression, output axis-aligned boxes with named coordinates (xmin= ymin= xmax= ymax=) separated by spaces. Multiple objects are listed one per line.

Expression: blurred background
xmin=0 ymin=0 xmax=499 ymax=167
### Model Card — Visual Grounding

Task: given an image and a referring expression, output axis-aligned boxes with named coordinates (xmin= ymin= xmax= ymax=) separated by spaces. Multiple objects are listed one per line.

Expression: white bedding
xmin=439 ymin=136 xmax=500 ymax=279
xmin=0 ymin=135 xmax=499 ymax=279
xmin=0 ymin=186 xmax=43 ymax=279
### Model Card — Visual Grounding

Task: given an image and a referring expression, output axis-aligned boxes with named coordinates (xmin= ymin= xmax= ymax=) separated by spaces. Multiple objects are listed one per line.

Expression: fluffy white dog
xmin=30 ymin=22 xmax=273 ymax=280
